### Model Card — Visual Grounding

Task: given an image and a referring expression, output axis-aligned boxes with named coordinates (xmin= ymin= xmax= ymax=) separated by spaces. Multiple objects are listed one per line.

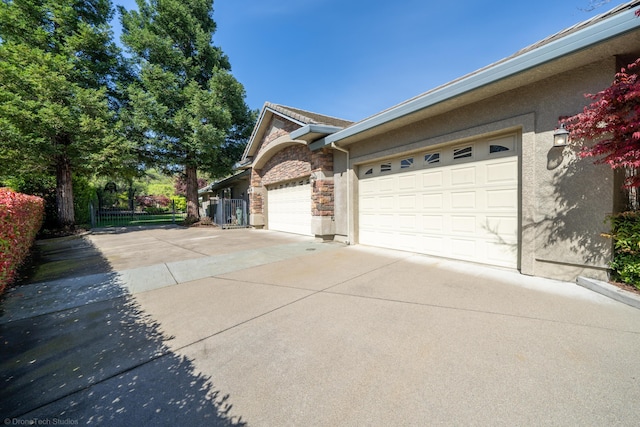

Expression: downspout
xmin=331 ymin=142 xmax=350 ymax=245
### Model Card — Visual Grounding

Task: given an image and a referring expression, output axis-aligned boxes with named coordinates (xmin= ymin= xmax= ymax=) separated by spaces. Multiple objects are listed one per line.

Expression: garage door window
xmin=424 ymin=153 xmax=440 ymax=165
xmin=490 ymin=144 xmax=511 ymax=153
xmin=381 ymin=162 xmax=392 ymax=172
xmin=401 ymin=158 xmax=414 ymax=169
xmin=453 ymin=146 xmax=473 ymax=160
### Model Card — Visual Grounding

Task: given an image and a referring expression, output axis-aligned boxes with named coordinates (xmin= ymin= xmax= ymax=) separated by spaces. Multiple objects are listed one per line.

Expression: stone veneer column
xmin=249 ymin=168 xmax=265 ymax=228
xmin=311 ymin=148 xmax=335 ymax=239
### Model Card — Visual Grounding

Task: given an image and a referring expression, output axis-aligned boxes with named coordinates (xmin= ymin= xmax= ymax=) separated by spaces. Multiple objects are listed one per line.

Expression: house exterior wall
xmin=332 ymin=57 xmax=619 ymax=282
xmin=249 ymin=124 xmax=337 ymax=237
xmin=332 ymin=151 xmax=349 ymax=242
xmin=199 ymin=179 xmax=250 ymax=219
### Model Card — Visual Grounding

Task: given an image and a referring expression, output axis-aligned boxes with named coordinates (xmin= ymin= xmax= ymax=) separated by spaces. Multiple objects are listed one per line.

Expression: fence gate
xmin=90 ymin=200 xmax=187 ymax=228
xmin=212 ymin=199 xmax=248 ymax=229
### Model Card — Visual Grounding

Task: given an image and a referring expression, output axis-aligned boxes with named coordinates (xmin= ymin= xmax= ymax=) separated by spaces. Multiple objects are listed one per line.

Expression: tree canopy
xmin=120 ymin=0 xmax=254 ymax=221
xmin=0 ymin=0 xmax=126 ymax=227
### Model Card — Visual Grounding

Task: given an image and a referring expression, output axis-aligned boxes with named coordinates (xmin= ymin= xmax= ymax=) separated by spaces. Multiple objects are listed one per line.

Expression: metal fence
xmin=90 ymin=200 xmax=187 ymax=228
xmin=211 ymin=199 xmax=248 ymax=229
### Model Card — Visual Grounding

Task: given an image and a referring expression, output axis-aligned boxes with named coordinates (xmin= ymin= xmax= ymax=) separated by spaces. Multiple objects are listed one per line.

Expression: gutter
xmin=324 ymin=3 xmax=640 ymax=145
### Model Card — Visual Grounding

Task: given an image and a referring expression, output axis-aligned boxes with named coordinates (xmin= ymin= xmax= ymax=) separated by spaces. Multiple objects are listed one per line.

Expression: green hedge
xmin=607 ymin=211 xmax=640 ymax=289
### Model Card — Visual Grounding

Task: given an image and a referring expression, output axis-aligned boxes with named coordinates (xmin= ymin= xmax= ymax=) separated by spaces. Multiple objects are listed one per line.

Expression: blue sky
xmin=111 ymin=0 xmax=631 ymax=122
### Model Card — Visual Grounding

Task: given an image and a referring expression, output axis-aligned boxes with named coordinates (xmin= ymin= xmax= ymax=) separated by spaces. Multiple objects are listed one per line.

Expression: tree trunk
xmin=185 ymin=164 xmax=200 ymax=222
xmin=56 ymin=153 xmax=75 ymax=229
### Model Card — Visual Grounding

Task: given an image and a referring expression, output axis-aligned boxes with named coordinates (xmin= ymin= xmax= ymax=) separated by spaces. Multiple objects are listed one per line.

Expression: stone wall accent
xmin=311 ymin=148 xmax=333 ymax=173
xmin=252 ymin=117 xmax=300 ymax=156
xmin=261 ymin=145 xmax=312 ymax=186
xmin=312 ymin=179 xmax=334 ymax=216
xmin=311 ymin=148 xmax=335 ymax=217
xmin=249 ymin=169 xmax=263 ymax=215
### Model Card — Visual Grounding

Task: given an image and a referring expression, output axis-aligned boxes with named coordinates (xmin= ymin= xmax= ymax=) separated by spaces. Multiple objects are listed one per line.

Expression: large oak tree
xmin=120 ymin=0 xmax=253 ymax=222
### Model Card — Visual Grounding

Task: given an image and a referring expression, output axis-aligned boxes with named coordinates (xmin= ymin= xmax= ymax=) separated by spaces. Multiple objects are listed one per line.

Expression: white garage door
xmin=267 ymin=178 xmax=312 ymax=236
xmin=358 ymin=135 xmax=519 ymax=268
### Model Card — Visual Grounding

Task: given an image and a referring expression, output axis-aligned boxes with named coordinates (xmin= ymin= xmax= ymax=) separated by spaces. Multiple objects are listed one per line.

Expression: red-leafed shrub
xmin=0 ymin=188 xmax=45 ymax=293
xmin=565 ymin=57 xmax=640 ymax=188
xmin=135 ymin=194 xmax=171 ymax=209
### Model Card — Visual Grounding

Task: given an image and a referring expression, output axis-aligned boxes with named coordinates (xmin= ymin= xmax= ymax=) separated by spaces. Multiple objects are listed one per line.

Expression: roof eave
xmin=290 ymin=124 xmax=345 ymax=142
xmin=241 ymin=104 xmax=309 ymax=160
xmin=325 ymin=4 xmax=640 ymax=146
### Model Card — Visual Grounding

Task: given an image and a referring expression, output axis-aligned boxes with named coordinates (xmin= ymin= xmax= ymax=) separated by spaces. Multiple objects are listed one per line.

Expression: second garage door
xmin=358 ymin=135 xmax=519 ymax=268
xmin=267 ymin=178 xmax=312 ymax=236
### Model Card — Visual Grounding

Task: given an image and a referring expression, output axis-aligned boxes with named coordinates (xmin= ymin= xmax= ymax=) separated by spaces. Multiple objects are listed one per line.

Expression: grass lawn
xmin=94 ymin=213 xmax=187 ymax=227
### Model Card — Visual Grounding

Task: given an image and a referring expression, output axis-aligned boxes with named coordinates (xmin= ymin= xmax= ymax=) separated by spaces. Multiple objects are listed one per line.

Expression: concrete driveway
xmin=2 ymin=226 xmax=640 ymax=426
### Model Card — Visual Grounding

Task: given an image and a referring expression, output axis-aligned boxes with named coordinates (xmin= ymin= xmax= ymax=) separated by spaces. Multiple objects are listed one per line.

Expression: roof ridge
xmin=266 ymin=102 xmax=353 ymax=126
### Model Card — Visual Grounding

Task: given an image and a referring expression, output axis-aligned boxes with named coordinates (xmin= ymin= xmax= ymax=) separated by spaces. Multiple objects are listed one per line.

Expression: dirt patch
xmin=610 ymin=280 xmax=640 ymax=296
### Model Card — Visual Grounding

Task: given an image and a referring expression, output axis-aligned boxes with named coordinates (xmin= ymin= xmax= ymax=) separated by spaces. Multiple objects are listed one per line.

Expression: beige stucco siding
xmin=333 ymin=57 xmax=619 ymax=281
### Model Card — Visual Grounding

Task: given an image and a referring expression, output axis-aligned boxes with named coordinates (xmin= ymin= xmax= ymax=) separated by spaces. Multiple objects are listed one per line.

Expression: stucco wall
xmin=332 ymin=57 xmax=619 ymax=281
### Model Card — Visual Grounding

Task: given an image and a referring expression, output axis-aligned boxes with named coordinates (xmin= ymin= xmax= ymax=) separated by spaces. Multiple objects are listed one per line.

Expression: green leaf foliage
xmin=120 ymin=0 xmax=255 ymax=219
xmin=0 ymin=0 xmax=129 ymax=227
xmin=607 ymin=211 xmax=640 ymax=289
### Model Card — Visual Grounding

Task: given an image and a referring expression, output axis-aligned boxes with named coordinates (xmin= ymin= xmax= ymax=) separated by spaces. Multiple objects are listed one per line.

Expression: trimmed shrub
xmin=607 ymin=211 xmax=640 ymax=289
xmin=170 ymin=195 xmax=186 ymax=212
xmin=73 ymin=175 xmax=97 ymax=226
xmin=0 ymin=188 xmax=44 ymax=293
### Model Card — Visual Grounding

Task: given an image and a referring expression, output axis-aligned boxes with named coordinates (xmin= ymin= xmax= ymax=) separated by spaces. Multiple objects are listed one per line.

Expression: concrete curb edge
xmin=576 ymin=276 xmax=640 ymax=310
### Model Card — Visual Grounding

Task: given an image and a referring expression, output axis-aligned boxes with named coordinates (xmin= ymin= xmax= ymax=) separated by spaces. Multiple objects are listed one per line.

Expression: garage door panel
xmin=398 ymin=214 xmax=417 ymax=230
xmin=451 ymin=238 xmax=477 ymax=258
xmin=359 ymin=143 xmax=518 ymax=269
xmin=486 ymin=241 xmax=518 ymax=266
xmin=360 ymin=213 xmax=378 ymax=228
xmin=399 ymin=175 xmax=416 ymax=190
xmin=451 ymin=166 xmax=476 ymax=186
xmin=484 ymin=216 xmax=518 ymax=240
xmin=422 ymin=235 xmax=447 ymax=253
xmin=422 ymin=171 xmax=443 ymax=188
xmin=378 ymin=177 xmax=395 ymax=192
xmin=379 ymin=196 xmax=395 ymax=210
xmin=451 ymin=216 xmax=476 ymax=234
xmin=486 ymin=189 xmax=517 ymax=209
xmin=487 ymin=161 xmax=518 ymax=183
xmin=378 ymin=214 xmax=394 ymax=229
xmin=396 ymin=233 xmax=419 ymax=251
xmin=399 ymin=195 xmax=416 ymax=210
xmin=451 ymin=192 xmax=476 ymax=209
xmin=423 ymin=194 xmax=443 ymax=209
xmin=361 ymin=196 xmax=377 ymax=210
xmin=422 ymin=215 xmax=443 ymax=231
xmin=267 ymin=182 xmax=312 ymax=236
xmin=360 ymin=180 xmax=377 ymax=194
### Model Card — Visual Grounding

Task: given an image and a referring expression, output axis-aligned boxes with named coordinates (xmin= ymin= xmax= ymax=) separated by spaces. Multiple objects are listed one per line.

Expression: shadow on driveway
xmin=0 ymin=234 xmax=246 ymax=425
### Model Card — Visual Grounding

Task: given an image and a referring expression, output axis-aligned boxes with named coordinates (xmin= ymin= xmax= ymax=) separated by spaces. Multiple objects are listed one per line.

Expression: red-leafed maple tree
xmin=564 ymin=56 xmax=640 ymax=188
xmin=564 ymin=48 xmax=640 ymax=287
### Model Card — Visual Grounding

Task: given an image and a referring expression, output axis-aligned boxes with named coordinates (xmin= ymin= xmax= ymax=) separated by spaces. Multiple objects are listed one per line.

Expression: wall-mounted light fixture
xmin=553 ymin=123 xmax=570 ymax=147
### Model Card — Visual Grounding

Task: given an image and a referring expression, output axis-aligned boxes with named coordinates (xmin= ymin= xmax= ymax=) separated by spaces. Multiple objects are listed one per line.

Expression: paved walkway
xmin=2 ymin=226 xmax=640 ymax=425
